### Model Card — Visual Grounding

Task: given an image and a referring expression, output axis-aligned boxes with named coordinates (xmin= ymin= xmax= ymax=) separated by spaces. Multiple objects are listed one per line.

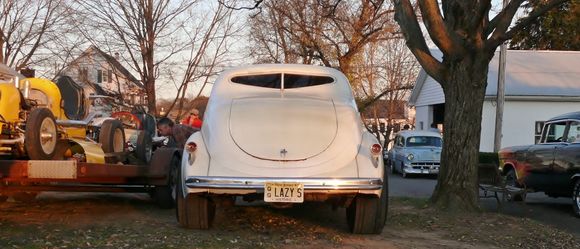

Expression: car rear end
xmin=178 ymin=65 xmax=387 ymax=234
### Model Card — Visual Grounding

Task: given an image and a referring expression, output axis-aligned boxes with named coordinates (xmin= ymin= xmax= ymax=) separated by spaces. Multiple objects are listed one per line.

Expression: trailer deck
xmin=0 ymin=148 xmax=180 ymax=207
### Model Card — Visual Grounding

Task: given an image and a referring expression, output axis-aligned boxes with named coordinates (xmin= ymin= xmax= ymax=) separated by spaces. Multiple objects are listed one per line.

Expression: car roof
xmin=221 ymin=64 xmax=344 ymax=77
xmin=547 ymin=111 xmax=580 ymax=122
xmin=396 ymin=130 xmax=442 ymax=138
xmin=209 ymin=64 xmax=356 ymax=105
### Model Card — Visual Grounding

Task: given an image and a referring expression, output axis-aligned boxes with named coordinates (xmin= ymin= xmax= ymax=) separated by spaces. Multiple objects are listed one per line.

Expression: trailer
xmin=0 ymin=148 xmax=181 ymax=208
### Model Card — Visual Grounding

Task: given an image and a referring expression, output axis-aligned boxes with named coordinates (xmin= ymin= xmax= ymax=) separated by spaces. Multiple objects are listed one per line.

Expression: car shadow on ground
xmin=228 ymin=198 xmax=351 ymax=233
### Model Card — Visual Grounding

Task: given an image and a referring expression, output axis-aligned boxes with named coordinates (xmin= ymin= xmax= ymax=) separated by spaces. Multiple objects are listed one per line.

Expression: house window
xmin=78 ymin=67 xmax=88 ymax=82
xmin=97 ymin=69 xmax=103 ymax=83
xmin=98 ymin=69 xmax=113 ymax=83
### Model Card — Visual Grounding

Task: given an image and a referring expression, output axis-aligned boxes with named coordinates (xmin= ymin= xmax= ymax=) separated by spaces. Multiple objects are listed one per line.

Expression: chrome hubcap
xmin=113 ymin=129 xmax=124 ymax=152
xmin=40 ymin=118 xmax=56 ymax=154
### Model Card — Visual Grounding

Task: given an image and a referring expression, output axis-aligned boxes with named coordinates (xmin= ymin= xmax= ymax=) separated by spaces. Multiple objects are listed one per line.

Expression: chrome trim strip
xmin=185 ymin=177 xmax=383 ymax=190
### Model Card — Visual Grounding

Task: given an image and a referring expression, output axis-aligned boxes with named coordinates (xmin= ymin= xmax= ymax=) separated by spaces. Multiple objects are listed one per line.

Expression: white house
xmin=409 ymin=50 xmax=580 ymax=152
xmin=61 ymin=46 xmax=146 ymax=106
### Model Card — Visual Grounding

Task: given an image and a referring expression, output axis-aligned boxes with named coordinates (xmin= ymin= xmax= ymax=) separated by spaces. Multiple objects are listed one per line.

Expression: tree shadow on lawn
xmin=479 ymin=196 xmax=579 ymax=236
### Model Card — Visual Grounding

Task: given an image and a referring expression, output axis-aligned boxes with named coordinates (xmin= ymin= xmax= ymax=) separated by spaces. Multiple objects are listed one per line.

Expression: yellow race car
xmin=0 ymin=75 xmax=134 ymax=163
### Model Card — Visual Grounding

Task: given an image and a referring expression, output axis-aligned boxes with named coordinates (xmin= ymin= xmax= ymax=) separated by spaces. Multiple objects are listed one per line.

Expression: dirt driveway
xmin=0 ymin=192 xmax=577 ymax=249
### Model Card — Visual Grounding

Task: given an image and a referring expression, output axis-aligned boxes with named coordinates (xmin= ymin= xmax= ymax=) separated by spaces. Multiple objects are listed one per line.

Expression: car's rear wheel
xmin=99 ymin=119 xmax=125 ymax=154
xmin=573 ymin=178 xmax=580 ymax=218
xmin=505 ymin=168 xmax=524 ymax=202
xmin=176 ymin=167 xmax=215 ymax=229
xmin=346 ymin=172 xmax=388 ymax=234
xmin=25 ymin=108 xmax=58 ymax=160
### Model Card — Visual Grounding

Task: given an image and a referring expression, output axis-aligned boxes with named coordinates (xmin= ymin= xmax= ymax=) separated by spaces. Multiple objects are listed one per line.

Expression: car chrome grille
xmin=410 ymin=162 xmax=440 ymax=170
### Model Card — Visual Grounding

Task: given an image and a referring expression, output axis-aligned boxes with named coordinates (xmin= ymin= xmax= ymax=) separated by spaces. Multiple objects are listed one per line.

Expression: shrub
xmin=479 ymin=152 xmax=499 ymax=165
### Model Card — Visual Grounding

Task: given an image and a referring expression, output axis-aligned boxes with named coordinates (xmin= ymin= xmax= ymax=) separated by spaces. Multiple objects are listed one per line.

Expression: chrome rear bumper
xmin=185 ymin=176 xmax=383 ymax=191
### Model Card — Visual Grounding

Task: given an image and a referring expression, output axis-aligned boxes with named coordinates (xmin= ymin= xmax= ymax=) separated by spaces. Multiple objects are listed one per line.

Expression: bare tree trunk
xmin=430 ymin=55 xmax=489 ymax=211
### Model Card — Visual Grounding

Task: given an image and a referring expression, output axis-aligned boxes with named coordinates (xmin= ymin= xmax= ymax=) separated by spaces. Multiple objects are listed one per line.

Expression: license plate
xmin=422 ymin=169 xmax=428 ymax=174
xmin=264 ymin=182 xmax=304 ymax=203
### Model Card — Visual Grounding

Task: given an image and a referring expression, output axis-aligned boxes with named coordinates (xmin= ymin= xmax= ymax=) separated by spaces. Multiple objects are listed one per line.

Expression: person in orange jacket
xmin=181 ymin=109 xmax=203 ymax=129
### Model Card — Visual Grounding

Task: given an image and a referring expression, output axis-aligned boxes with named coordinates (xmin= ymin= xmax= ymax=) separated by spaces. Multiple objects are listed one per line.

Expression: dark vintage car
xmin=499 ymin=112 xmax=580 ymax=217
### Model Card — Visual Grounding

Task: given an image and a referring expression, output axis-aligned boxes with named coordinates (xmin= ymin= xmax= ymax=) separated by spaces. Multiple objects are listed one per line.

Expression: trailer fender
xmin=149 ymin=147 xmax=182 ymax=182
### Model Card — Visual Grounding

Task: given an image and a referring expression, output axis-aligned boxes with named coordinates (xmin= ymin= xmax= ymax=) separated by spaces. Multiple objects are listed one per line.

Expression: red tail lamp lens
xmin=186 ymin=142 xmax=197 ymax=153
xmin=371 ymin=144 xmax=382 ymax=155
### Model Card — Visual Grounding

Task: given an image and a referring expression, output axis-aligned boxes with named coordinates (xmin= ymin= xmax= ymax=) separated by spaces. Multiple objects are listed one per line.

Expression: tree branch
xmin=486 ymin=0 xmax=569 ymax=49
xmin=394 ymin=0 xmax=445 ymax=84
xmin=358 ymin=84 xmax=414 ymax=112
xmin=417 ymin=0 xmax=464 ymax=57
xmin=503 ymin=0 xmax=569 ymax=41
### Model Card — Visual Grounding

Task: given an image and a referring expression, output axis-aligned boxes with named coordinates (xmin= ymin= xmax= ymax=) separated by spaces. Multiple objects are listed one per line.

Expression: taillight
xmin=186 ymin=142 xmax=197 ymax=153
xmin=371 ymin=144 xmax=381 ymax=156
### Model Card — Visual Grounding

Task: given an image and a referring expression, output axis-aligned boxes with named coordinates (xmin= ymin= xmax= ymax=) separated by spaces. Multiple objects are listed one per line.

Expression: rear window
xmin=231 ymin=74 xmax=281 ymax=88
xmin=284 ymin=74 xmax=334 ymax=88
xmin=230 ymin=73 xmax=333 ymax=89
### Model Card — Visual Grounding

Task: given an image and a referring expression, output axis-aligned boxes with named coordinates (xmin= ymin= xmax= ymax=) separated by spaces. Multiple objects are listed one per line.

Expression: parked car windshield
xmin=406 ymin=136 xmax=442 ymax=147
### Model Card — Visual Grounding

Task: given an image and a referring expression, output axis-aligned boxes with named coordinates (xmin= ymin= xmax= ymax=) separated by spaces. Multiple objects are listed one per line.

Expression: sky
xmin=29 ymin=0 xmax=522 ymax=102
xmin=159 ymin=0 xmax=516 ymax=100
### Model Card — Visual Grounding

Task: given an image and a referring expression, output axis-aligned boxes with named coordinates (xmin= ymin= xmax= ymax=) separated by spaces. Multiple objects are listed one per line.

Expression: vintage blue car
xmin=387 ymin=130 xmax=442 ymax=178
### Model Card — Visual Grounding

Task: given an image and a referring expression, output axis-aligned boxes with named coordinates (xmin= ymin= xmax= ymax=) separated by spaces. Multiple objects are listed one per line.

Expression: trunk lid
xmin=229 ymin=97 xmax=337 ymax=161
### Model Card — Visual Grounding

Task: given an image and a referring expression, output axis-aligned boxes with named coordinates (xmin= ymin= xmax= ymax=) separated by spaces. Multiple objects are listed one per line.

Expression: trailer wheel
xmin=100 ymin=119 xmax=125 ymax=154
xmin=152 ymin=155 xmax=179 ymax=209
xmin=176 ymin=166 xmax=215 ymax=229
xmin=135 ymin=131 xmax=153 ymax=164
xmin=25 ymin=108 xmax=58 ymax=160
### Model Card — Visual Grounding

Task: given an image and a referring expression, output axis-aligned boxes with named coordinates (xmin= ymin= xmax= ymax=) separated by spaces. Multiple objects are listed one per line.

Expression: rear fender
xmin=181 ymin=132 xmax=210 ymax=195
xmin=356 ymin=131 xmax=384 ymax=196
xmin=68 ymin=138 xmax=105 ymax=164
xmin=149 ymin=147 xmax=182 ymax=181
